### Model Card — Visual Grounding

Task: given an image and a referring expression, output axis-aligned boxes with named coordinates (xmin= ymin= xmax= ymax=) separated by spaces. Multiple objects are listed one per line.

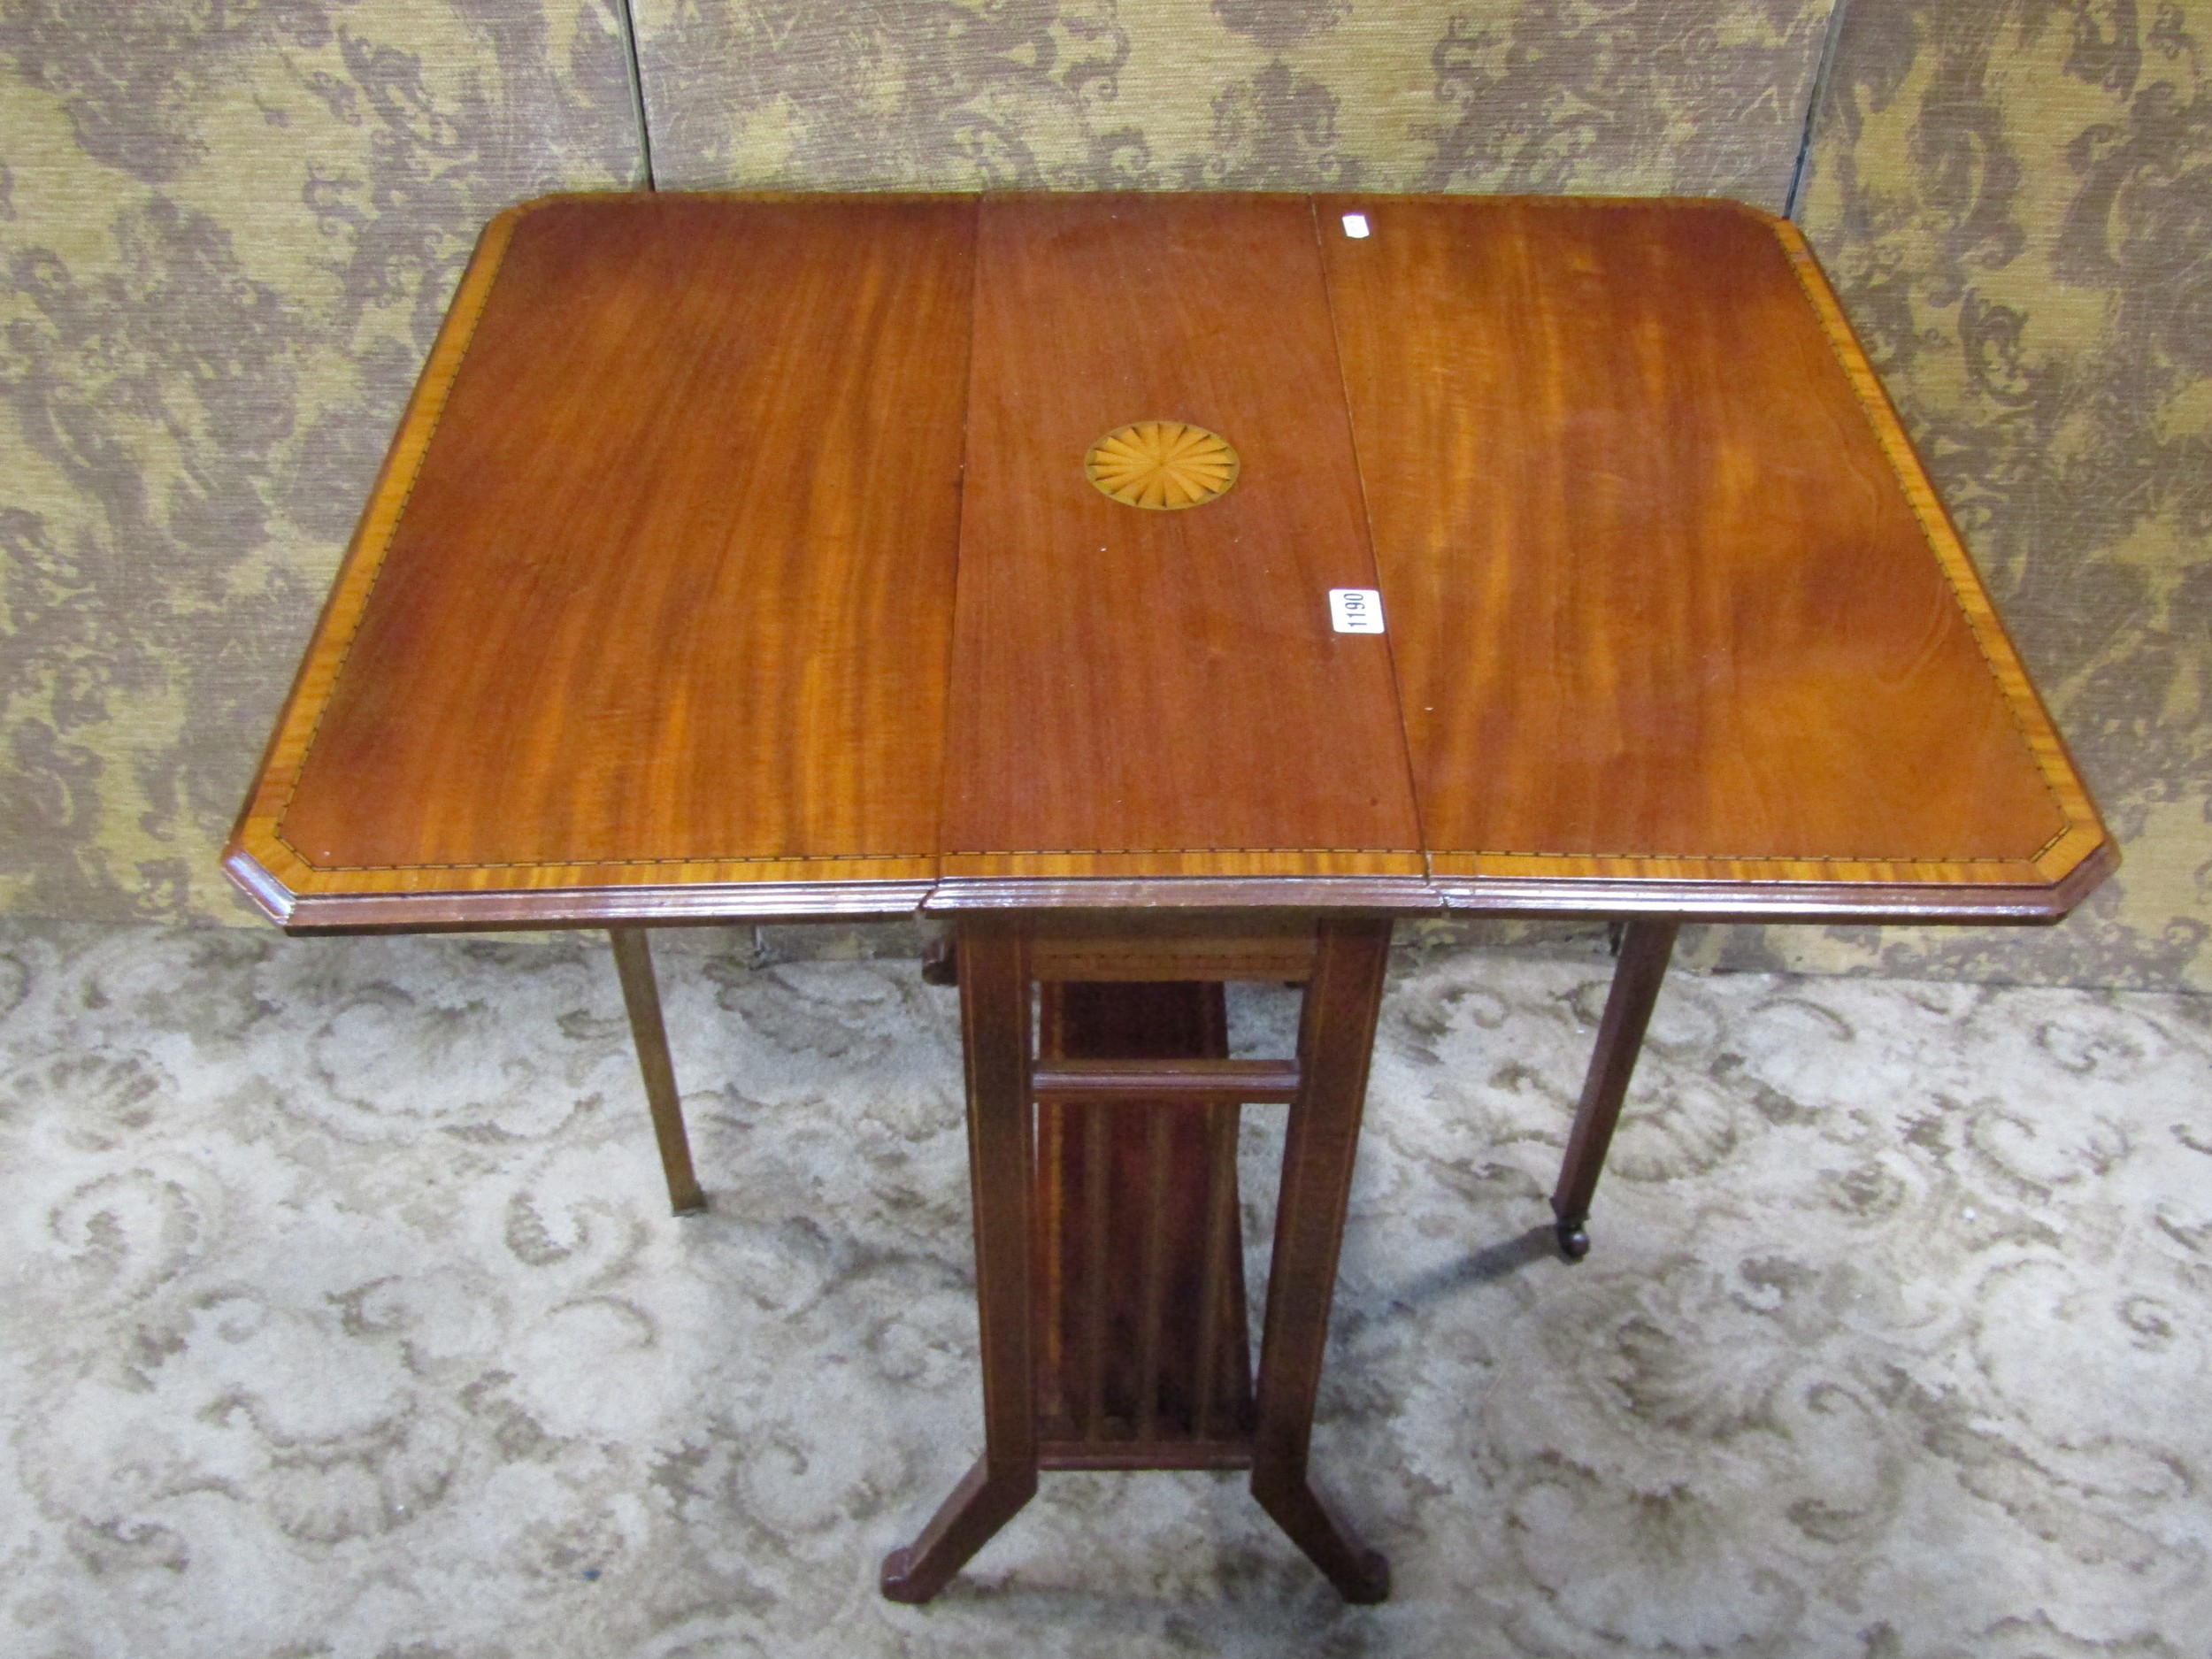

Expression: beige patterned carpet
xmin=2 ymin=918 xmax=2206 ymax=1657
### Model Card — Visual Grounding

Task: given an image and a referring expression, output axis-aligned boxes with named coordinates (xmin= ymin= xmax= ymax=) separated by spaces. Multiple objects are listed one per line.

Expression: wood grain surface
xmin=232 ymin=195 xmax=976 ymax=918
xmin=1317 ymin=195 xmax=2103 ymax=902
xmin=225 ymin=192 xmax=2112 ymax=929
xmin=937 ymin=194 xmax=1425 ymax=885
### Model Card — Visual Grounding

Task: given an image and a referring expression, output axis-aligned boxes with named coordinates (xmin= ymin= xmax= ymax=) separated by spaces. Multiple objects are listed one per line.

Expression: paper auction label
xmin=1329 ymin=588 xmax=1386 ymax=634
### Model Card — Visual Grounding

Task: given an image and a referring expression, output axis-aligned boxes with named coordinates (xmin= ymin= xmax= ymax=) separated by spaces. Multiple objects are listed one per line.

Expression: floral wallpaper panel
xmin=16 ymin=0 xmax=2202 ymax=994
xmin=0 ymin=1 xmax=646 ymax=924
xmin=632 ymin=1 xmax=1840 ymax=203
xmin=1770 ymin=0 xmax=2212 ymax=991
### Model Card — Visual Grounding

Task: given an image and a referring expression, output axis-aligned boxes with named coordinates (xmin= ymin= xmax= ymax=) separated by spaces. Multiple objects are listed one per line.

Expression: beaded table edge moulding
xmin=221 ymin=190 xmax=2113 ymax=933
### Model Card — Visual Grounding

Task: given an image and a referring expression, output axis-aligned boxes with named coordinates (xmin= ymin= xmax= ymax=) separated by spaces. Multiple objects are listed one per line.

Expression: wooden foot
xmin=609 ymin=927 xmax=704 ymax=1215
xmin=1251 ymin=1468 xmax=1391 ymax=1603
xmin=879 ymin=1455 xmax=1037 ymax=1603
xmin=1555 ymin=1217 xmax=1591 ymax=1261
xmin=1548 ymin=920 xmax=1678 ymax=1260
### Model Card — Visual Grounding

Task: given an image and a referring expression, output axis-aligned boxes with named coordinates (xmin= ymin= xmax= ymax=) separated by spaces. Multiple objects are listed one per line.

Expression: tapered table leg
xmin=1248 ymin=917 xmax=1393 ymax=1605
xmin=1549 ymin=919 xmax=1678 ymax=1259
xmin=881 ymin=921 xmax=1039 ymax=1602
xmin=609 ymin=927 xmax=705 ymax=1216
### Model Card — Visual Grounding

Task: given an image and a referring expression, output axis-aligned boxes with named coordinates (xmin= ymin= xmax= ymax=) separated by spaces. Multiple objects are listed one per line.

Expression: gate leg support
xmin=1549 ymin=920 xmax=1678 ymax=1260
xmin=610 ymin=928 xmax=704 ymax=1215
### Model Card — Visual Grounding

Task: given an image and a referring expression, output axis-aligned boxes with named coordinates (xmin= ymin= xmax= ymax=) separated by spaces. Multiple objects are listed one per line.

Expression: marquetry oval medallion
xmin=1084 ymin=420 xmax=1240 ymax=511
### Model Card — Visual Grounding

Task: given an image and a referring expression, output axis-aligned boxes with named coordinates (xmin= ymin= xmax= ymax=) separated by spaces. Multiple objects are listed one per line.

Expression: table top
xmin=225 ymin=192 xmax=2113 ymax=932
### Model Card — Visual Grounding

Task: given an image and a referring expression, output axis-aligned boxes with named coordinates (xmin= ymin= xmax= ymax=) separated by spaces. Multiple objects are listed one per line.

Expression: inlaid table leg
xmin=1549 ymin=919 xmax=1679 ymax=1260
xmin=609 ymin=927 xmax=704 ymax=1216
xmin=1249 ymin=917 xmax=1393 ymax=1605
xmin=881 ymin=921 xmax=1039 ymax=1602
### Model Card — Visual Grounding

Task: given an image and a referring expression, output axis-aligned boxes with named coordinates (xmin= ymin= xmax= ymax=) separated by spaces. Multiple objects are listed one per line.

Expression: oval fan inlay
xmin=1084 ymin=421 xmax=1240 ymax=511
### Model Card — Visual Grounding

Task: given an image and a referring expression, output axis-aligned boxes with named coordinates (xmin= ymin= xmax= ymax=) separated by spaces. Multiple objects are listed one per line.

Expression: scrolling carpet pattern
xmin=2 ymin=920 xmax=2205 ymax=1655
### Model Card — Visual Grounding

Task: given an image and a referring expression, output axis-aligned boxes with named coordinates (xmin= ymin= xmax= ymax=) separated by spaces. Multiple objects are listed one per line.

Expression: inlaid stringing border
xmin=236 ymin=195 xmax=2108 ymax=896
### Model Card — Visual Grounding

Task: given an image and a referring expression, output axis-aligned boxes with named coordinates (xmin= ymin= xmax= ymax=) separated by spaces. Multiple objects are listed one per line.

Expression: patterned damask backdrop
xmin=630 ymin=0 xmax=1838 ymax=199
xmin=0 ymin=1 xmax=645 ymax=919
xmin=2 ymin=1 xmax=2206 ymax=991
xmin=1780 ymin=0 xmax=2212 ymax=991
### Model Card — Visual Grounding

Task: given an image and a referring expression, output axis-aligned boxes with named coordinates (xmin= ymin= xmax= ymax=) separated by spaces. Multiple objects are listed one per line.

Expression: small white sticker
xmin=1329 ymin=588 xmax=1386 ymax=634
xmin=1340 ymin=212 xmax=1371 ymax=239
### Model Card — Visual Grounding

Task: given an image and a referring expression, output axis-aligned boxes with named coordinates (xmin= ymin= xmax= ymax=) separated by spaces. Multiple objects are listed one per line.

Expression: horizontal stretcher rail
xmin=1030 ymin=1058 xmax=1301 ymax=1102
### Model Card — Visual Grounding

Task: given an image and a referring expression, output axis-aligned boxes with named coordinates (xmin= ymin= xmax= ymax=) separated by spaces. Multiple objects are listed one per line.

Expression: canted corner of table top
xmin=1310 ymin=191 xmax=2112 ymax=924
xmin=227 ymin=194 xmax=978 ymax=931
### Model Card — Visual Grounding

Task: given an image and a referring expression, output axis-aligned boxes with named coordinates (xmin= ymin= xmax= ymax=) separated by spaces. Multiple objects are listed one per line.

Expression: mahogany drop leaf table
xmin=227 ymin=193 xmax=2111 ymax=1602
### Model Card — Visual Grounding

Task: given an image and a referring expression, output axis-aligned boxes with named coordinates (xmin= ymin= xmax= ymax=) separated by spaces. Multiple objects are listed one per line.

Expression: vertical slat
xmin=1038 ymin=1098 xmax=1066 ymax=1421
xmin=608 ymin=927 xmax=704 ymax=1214
xmin=1136 ymin=1103 xmax=1171 ymax=1439
xmin=1083 ymin=1101 xmax=1110 ymax=1440
xmin=1192 ymin=1101 xmax=1239 ymax=1439
xmin=1033 ymin=978 xmax=1253 ymax=1457
xmin=1036 ymin=985 xmax=1067 ymax=1431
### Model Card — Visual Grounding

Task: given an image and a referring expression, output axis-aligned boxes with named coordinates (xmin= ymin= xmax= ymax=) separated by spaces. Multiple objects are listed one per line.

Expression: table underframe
xmin=610 ymin=912 xmax=1679 ymax=1602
